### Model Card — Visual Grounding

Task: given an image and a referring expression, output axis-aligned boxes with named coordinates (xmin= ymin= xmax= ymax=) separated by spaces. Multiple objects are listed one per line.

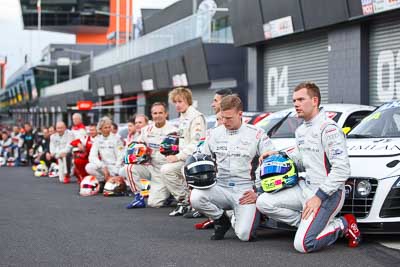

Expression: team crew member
xmin=125 ymin=117 xmax=138 ymax=146
xmin=162 ymin=87 xmax=206 ymax=216
xmin=22 ymin=123 xmax=38 ymax=164
xmin=86 ymin=117 xmax=124 ymax=184
xmin=211 ymin=88 xmax=233 ymax=114
xmin=50 ymin=121 xmax=75 ymax=183
xmin=71 ymin=113 xmax=87 ymax=140
xmin=70 ymin=124 xmax=97 ymax=184
xmin=0 ymin=131 xmax=12 ymax=161
xmin=191 ymin=89 xmax=233 ymax=222
xmin=122 ymin=102 xmax=178 ymax=208
xmin=134 ymin=114 xmax=149 ymax=134
xmin=190 ymin=96 xmax=275 ymax=241
xmin=256 ymin=82 xmax=360 ymax=253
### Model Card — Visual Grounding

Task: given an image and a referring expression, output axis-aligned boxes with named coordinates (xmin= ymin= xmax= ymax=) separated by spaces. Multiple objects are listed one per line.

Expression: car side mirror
xmin=342 ymin=127 xmax=351 ymax=135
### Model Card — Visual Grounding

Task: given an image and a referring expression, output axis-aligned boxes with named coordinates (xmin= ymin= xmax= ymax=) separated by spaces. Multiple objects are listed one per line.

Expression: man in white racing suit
xmin=50 ymin=121 xmax=75 ymax=183
xmin=190 ymin=95 xmax=275 ymax=241
xmin=121 ymin=102 xmax=178 ymax=209
xmin=162 ymin=87 xmax=206 ymax=216
xmin=86 ymin=117 xmax=124 ymax=184
xmin=257 ymin=82 xmax=361 ymax=252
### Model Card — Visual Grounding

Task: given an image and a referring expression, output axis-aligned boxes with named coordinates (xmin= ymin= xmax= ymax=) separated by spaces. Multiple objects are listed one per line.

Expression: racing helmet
xmin=6 ymin=157 xmax=15 ymax=167
xmin=48 ymin=163 xmax=59 ymax=178
xmin=80 ymin=175 xmax=100 ymax=196
xmin=139 ymin=178 xmax=151 ymax=197
xmin=260 ymin=153 xmax=298 ymax=193
xmin=124 ymin=141 xmax=151 ymax=164
xmin=0 ymin=157 xmax=6 ymax=167
xmin=184 ymin=153 xmax=217 ymax=189
xmin=160 ymin=132 xmax=179 ymax=156
xmin=103 ymin=176 xmax=127 ymax=197
xmin=34 ymin=164 xmax=48 ymax=177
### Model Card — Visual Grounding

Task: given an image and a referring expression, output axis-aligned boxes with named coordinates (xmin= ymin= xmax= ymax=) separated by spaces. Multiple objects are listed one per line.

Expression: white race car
xmin=255 ymin=104 xmax=376 ymax=150
xmin=346 ymin=101 xmax=400 ymax=234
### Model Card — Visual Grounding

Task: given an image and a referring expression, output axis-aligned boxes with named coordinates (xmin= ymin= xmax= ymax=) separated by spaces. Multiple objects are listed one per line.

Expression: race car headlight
xmin=356 ymin=180 xmax=372 ymax=197
xmin=393 ymin=177 xmax=400 ymax=189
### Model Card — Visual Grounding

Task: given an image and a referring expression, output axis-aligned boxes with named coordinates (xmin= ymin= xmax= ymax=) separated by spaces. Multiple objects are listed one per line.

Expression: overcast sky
xmin=0 ymin=0 xmax=179 ymax=82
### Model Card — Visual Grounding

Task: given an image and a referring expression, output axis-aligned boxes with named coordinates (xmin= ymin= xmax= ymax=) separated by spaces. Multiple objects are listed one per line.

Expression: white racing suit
xmin=161 ymin=106 xmax=206 ymax=204
xmin=120 ymin=122 xmax=178 ymax=207
xmin=190 ymin=124 xmax=275 ymax=241
xmin=49 ymin=130 xmax=75 ymax=182
xmin=256 ymin=109 xmax=350 ymax=252
xmin=86 ymin=134 xmax=124 ymax=181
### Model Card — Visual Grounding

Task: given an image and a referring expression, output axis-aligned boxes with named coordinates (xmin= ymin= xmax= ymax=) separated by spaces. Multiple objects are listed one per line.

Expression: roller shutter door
xmin=263 ymin=34 xmax=329 ymax=111
xmin=369 ymin=16 xmax=400 ymax=106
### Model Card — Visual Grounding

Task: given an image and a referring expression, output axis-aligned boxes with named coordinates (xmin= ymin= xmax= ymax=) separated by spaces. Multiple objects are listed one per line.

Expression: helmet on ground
xmin=160 ymin=132 xmax=179 ymax=156
xmin=48 ymin=163 xmax=59 ymax=178
xmin=6 ymin=157 xmax=15 ymax=167
xmin=34 ymin=164 xmax=48 ymax=177
xmin=0 ymin=157 xmax=6 ymax=167
xmin=124 ymin=141 xmax=151 ymax=164
xmin=260 ymin=153 xmax=298 ymax=193
xmin=139 ymin=178 xmax=151 ymax=197
xmin=80 ymin=175 xmax=100 ymax=196
xmin=184 ymin=153 xmax=217 ymax=189
xmin=103 ymin=176 xmax=127 ymax=197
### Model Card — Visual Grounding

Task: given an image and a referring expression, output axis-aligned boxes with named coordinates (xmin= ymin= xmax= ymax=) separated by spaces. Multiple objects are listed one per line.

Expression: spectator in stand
xmin=71 ymin=113 xmax=86 ymax=139
xmin=70 ymin=124 xmax=98 ymax=184
xmin=50 ymin=121 xmax=75 ymax=183
xmin=86 ymin=117 xmax=124 ymax=190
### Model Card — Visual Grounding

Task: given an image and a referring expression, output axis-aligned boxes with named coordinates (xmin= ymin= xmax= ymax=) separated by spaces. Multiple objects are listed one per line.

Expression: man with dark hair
xmin=211 ymin=88 xmax=233 ymax=114
xmin=125 ymin=116 xmax=137 ymax=146
xmin=22 ymin=122 xmax=38 ymax=164
xmin=257 ymin=82 xmax=360 ymax=252
xmin=190 ymin=95 xmax=274 ymax=241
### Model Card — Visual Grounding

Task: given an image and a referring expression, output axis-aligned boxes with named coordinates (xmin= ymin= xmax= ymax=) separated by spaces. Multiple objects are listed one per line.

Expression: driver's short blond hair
xmin=168 ymin=87 xmax=193 ymax=106
xmin=220 ymin=95 xmax=243 ymax=112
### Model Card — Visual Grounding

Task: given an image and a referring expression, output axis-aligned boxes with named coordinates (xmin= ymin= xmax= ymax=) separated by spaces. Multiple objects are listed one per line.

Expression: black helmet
xmin=184 ymin=153 xmax=216 ymax=189
xmin=160 ymin=132 xmax=179 ymax=156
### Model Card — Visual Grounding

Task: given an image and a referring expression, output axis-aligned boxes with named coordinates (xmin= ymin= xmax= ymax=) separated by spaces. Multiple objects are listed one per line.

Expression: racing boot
xmin=126 ymin=193 xmax=146 ymax=209
xmin=210 ymin=212 xmax=231 ymax=240
xmin=169 ymin=202 xmax=190 ymax=216
xmin=342 ymin=214 xmax=361 ymax=248
xmin=195 ymin=219 xmax=214 ymax=230
xmin=63 ymin=174 xmax=71 ymax=184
